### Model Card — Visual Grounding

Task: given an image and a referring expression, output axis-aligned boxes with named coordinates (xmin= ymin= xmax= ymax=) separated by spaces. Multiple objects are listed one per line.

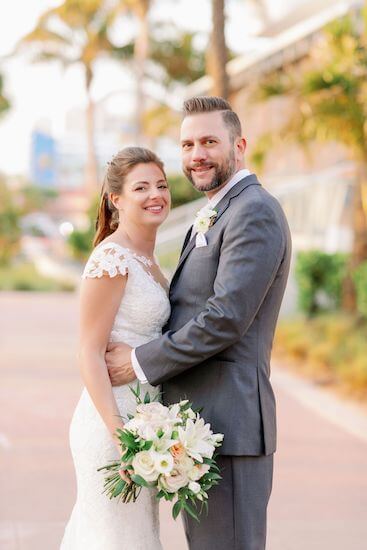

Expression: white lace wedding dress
xmin=60 ymin=241 xmax=171 ymax=550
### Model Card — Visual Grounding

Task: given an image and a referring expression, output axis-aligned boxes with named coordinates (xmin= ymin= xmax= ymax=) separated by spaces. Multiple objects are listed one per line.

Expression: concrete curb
xmin=272 ymin=362 xmax=367 ymax=443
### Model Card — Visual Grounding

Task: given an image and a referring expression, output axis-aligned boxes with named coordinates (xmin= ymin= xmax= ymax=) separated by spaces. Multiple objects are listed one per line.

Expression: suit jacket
xmin=136 ymin=174 xmax=292 ymax=456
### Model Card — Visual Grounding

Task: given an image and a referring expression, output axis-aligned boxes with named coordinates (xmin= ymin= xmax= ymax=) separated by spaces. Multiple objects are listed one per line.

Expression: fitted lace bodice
xmin=61 ymin=241 xmax=170 ymax=549
xmin=82 ymin=241 xmax=171 ymax=347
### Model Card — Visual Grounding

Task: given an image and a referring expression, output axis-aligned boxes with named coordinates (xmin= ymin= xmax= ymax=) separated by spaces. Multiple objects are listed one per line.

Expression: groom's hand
xmin=106 ymin=342 xmax=136 ymax=386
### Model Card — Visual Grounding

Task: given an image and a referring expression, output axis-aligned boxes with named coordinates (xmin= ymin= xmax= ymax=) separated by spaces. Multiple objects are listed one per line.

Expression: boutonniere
xmin=193 ymin=207 xmax=217 ymax=235
xmin=193 ymin=206 xmax=217 ymax=248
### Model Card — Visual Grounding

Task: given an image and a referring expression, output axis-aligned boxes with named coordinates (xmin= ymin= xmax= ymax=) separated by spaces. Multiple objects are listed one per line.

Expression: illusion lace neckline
xmin=96 ymin=241 xmax=168 ymax=295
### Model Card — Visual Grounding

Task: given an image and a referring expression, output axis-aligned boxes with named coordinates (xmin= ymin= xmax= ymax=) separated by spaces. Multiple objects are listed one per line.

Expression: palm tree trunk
xmin=207 ymin=0 xmax=229 ymax=99
xmin=133 ymin=0 xmax=150 ymax=144
xmin=84 ymin=66 xmax=99 ymax=197
xmin=342 ymin=162 xmax=367 ymax=311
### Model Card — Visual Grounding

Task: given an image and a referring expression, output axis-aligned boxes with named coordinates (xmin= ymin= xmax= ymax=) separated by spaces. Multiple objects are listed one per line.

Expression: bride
xmin=61 ymin=147 xmax=171 ymax=549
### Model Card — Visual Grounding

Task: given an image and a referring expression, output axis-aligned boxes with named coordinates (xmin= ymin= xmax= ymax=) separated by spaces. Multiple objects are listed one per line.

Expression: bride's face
xmin=112 ymin=162 xmax=171 ymax=228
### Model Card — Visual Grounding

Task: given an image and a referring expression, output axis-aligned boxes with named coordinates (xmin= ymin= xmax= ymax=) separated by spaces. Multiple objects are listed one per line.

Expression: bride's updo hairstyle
xmin=93 ymin=147 xmax=166 ymax=247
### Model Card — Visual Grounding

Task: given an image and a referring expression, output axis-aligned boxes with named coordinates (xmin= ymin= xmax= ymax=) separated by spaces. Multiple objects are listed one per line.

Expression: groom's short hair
xmin=183 ymin=96 xmax=242 ymax=142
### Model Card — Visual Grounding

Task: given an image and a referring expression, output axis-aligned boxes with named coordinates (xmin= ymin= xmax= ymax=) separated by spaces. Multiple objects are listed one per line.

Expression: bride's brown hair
xmin=93 ymin=147 xmax=166 ymax=247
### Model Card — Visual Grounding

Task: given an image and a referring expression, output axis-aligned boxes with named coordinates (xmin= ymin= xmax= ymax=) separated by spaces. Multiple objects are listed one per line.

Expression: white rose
xmin=136 ymin=402 xmax=169 ymax=422
xmin=135 ymin=402 xmax=180 ymax=436
xmin=188 ymin=463 xmax=210 ymax=481
xmin=195 ymin=218 xmax=210 ymax=233
xmin=132 ymin=451 xmax=159 ymax=482
xmin=175 ymin=454 xmax=195 ymax=474
xmin=159 ymin=470 xmax=189 ymax=493
xmin=188 ymin=481 xmax=201 ymax=494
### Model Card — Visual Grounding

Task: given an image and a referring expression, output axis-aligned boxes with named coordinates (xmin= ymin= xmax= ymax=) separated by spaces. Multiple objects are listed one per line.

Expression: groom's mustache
xmin=190 ymin=162 xmax=217 ymax=170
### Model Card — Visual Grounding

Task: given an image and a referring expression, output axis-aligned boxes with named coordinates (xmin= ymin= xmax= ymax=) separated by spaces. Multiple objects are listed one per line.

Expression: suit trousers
xmin=182 ymin=454 xmax=274 ymax=550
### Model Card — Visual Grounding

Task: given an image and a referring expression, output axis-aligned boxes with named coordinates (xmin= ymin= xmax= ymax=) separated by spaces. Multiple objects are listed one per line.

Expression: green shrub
xmin=68 ymin=226 xmax=95 ymax=261
xmin=0 ymin=179 xmax=21 ymax=265
xmin=168 ymin=174 xmax=201 ymax=208
xmin=68 ymin=195 xmax=98 ymax=261
xmin=295 ymin=250 xmax=348 ymax=316
xmin=0 ymin=262 xmax=75 ymax=292
xmin=275 ymin=313 xmax=367 ymax=398
xmin=353 ymin=261 xmax=367 ymax=319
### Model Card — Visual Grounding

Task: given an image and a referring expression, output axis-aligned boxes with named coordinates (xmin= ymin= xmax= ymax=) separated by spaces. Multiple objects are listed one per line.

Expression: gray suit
xmin=136 ymin=174 xmax=292 ymax=549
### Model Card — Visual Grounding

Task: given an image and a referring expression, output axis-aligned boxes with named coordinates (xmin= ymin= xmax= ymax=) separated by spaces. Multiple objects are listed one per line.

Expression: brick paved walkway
xmin=1 ymin=292 xmax=366 ymax=549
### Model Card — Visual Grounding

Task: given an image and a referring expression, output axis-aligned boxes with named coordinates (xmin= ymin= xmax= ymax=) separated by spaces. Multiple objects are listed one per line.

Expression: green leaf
xmin=152 ymin=391 xmax=163 ymax=402
xmin=182 ymin=500 xmax=199 ymax=522
xmin=208 ymin=473 xmax=222 ymax=481
xmin=112 ymin=479 xmax=126 ymax=497
xmin=129 ymin=382 xmax=142 ymax=403
xmin=144 ymin=391 xmax=151 ymax=404
xmin=142 ymin=440 xmax=153 ymax=451
xmin=130 ymin=474 xmax=149 ymax=487
xmin=172 ymin=500 xmax=183 ymax=520
xmin=180 ymin=401 xmax=192 ymax=411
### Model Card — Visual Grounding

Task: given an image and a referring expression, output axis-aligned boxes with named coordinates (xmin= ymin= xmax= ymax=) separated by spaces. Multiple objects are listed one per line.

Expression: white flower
xmin=152 ymin=451 xmax=174 ymax=475
xmin=136 ymin=402 xmax=170 ymax=422
xmin=186 ymin=408 xmax=196 ymax=420
xmin=128 ymin=402 xmax=181 ymax=441
xmin=188 ymin=481 xmax=201 ymax=494
xmin=132 ymin=451 xmax=159 ymax=482
xmin=212 ymin=433 xmax=224 ymax=446
xmin=178 ymin=417 xmax=216 ymax=462
xmin=188 ymin=463 xmax=210 ymax=481
xmin=154 ymin=436 xmax=179 ymax=454
xmin=123 ymin=417 xmax=144 ymax=434
xmin=193 ymin=207 xmax=217 ymax=235
xmin=159 ymin=470 xmax=189 ymax=493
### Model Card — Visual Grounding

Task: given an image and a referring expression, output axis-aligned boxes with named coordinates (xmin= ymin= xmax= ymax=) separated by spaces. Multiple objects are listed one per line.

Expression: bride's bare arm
xmin=78 ymin=273 xmax=127 ymax=446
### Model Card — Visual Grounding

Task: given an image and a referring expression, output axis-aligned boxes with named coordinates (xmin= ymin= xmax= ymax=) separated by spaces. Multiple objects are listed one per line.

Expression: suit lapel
xmin=179 ymin=225 xmax=193 ymax=258
xmin=212 ymin=173 xmax=260 ymax=225
xmin=170 ymin=174 xmax=261 ymax=290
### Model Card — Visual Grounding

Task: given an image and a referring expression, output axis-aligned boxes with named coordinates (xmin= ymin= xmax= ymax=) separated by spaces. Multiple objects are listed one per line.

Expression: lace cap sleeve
xmin=82 ymin=243 xmax=129 ymax=279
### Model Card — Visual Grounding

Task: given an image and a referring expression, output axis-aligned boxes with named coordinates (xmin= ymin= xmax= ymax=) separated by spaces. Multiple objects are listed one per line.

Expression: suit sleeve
xmin=136 ymin=200 xmax=286 ymax=385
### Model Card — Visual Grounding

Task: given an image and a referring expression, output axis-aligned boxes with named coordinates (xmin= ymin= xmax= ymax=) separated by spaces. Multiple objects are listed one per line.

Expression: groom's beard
xmin=183 ymin=150 xmax=236 ymax=192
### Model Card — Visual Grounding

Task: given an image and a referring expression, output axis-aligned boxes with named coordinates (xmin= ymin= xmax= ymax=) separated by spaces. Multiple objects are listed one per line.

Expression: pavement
xmin=1 ymin=291 xmax=366 ymax=550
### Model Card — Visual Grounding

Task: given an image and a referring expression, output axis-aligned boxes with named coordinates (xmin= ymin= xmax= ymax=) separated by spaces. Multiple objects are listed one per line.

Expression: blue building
xmin=30 ymin=130 xmax=57 ymax=188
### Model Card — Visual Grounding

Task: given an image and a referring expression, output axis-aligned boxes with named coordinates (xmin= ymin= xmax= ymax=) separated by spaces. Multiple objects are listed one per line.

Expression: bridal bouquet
xmin=98 ymin=384 xmax=223 ymax=521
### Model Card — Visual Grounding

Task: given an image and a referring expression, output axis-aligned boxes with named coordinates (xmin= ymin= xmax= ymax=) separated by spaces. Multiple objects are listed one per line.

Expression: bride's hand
xmin=114 ymin=437 xmax=132 ymax=484
xmin=106 ymin=342 xmax=136 ymax=386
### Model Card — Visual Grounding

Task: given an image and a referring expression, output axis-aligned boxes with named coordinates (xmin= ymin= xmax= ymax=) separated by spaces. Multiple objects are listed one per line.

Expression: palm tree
xmin=16 ymin=0 xmax=121 ymax=196
xmin=150 ymin=28 xmax=206 ymax=87
xmin=207 ymin=0 xmax=229 ymax=98
xmin=144 ymin=28 xmax=206 ymax=145
xmin=251 ymin=10 xmax=367 ymax=310
xmin=0 ymin=73 xmax=10 ymax=118
xmin=119 ymin=0 xmax=151 ymax=144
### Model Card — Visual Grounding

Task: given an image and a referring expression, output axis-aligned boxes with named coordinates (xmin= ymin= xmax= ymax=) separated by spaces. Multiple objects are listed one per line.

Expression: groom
xmin=106 ymin=96 xmax=291 ymax=549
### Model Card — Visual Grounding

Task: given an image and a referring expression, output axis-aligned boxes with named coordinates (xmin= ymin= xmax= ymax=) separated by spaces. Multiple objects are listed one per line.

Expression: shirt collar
xmin=209 ymin=168 xmax=251 ymax=208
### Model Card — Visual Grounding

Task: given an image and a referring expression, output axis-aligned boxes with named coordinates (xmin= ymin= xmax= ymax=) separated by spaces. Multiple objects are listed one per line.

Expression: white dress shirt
xmin=131 ymin=168 xmax=252 ymax=383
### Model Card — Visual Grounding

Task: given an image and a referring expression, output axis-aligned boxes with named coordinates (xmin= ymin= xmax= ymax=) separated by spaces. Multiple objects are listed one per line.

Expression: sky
xmin=0 ymin=0 xmax=303 ymax=177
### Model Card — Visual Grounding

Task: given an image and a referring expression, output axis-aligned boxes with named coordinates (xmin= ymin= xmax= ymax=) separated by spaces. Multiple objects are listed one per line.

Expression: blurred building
xmin=30 ymin=129 xmax=57 ymax=188
xmin=185 ymin=0 xmax=361 ymax=254
xmin=187 ymin=0 xmax=359 ymax=179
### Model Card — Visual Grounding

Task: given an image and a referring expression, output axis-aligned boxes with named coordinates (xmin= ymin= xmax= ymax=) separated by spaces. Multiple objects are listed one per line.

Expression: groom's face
xmin=180 ymin=111 xmax=237 ymax=194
